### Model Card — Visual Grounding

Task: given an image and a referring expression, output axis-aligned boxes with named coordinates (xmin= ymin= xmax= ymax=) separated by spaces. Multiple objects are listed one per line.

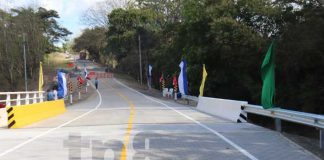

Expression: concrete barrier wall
xmin=197 ymin=96 xmax=248 ymax=122
xmin=0 ymin=108 xmax=7 ymax=127
xmin=6 ymin=100 xmax=66 ymax=129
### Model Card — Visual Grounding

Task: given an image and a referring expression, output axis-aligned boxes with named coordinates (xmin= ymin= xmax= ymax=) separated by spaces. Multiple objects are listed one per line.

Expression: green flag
xmin=261 ymin=41 xmax=275 ymax=109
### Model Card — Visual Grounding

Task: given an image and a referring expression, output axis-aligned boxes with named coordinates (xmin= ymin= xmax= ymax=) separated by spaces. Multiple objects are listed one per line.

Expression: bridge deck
xmin=0 ymin=61 xmax=319 ymax=160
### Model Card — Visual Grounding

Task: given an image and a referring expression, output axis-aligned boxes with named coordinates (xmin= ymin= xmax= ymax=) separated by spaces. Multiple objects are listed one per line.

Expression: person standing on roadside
xmin=95 ymin=77 xmax=99 ymax=90
xmin=47 ymin=89 xmax=54 ymax=101
xmin=53 ymin=86 xmax=58 ymax=100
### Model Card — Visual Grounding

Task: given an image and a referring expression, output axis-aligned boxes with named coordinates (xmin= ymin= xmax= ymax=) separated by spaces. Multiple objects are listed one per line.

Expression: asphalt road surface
xmin=0 ymin=60 xmax=320 ymax=160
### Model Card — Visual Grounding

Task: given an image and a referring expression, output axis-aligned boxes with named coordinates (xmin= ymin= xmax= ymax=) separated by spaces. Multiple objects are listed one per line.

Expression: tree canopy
xmin=77 ymin=0 xmax=324 ymax=114
xmin=0 ymin=7 xmax=71 ymax=90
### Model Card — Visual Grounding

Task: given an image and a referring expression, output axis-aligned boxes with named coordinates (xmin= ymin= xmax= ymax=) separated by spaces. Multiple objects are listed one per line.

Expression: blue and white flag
xmin=147 ymin=65 xmax=153 ymax=89
xmin=148 ymin=65 xmax=153 ymax=77
xmin=57 ymin=71 xmax=67 ymax=99
xmin=178 ymin=60 xmax=188 ymax=95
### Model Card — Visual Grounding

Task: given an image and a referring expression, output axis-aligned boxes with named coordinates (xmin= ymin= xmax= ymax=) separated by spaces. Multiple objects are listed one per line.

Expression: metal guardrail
xmin=242 ymin=104 xmax=324 ymax=129
xmin=0 ymin=91 xmax=45 ymax=107
xmin=159 ymin=93 xmax=324 ymax=149
xmin=242 ymin=104 xmax=324 ymax=149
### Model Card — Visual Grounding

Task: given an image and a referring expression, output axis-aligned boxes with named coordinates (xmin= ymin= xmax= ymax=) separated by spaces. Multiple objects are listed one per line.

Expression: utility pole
xmin=3 ymin=24 xmax=8 ymax=59
xmin=23 ymin=33 xmax=28 ymax=91
xmin=138 ymin=34 xmax=143 ymax=85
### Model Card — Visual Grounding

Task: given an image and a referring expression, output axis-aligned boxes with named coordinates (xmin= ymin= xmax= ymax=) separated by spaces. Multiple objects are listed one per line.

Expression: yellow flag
xmin=199 ymin=64 xmax=208 ymax=97
xmin=39 ymin=62 xmax=44 ymax=91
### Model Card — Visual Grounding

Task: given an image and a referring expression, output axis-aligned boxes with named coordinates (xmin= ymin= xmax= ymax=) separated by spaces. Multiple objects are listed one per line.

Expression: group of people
xmin=47 ymin=63 xmax=100 ymax=101
xmin=47 ymin=77 xmax=99 ymax=101
xmin=47 ymin=86 xmax=58 ymax=101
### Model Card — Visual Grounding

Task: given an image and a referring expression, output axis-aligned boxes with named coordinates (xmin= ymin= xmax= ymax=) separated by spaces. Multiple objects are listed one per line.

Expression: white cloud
xmin=40 ymin=0 xmax=64 ymax=13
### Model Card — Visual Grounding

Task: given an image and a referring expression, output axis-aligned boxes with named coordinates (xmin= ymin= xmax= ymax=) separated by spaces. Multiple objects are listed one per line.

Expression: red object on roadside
xmin=159 ymin=74 xmax=164 ymax=83
xmin=77 ymin=76 xmax=84 ymax=84
xmin=173 ymin=75 xmax=178 ymax=86
xmin=0 ymin=103 xmax=6 ymax=108
xmin=67 ymin=62 xmax=74 ymax=68
xmin=89 ymin=71 xmax=96 ymax=76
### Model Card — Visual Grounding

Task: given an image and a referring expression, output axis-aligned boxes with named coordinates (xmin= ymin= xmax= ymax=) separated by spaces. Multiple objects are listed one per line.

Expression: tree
xmin=80 ymin=0 xmax=324 ymax=114
xmin=81 ymin=0 xmax=129 ymax=28
xmin=0 ymin=7 xmax=71 ymax=91
xmin=106 ymin=8 xmax=160 ymax=79
xmin=73 ymin=27 xmax=106 ymax=61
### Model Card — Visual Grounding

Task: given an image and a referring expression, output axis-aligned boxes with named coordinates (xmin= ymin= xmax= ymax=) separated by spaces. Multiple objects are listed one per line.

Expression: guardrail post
xmin=6 ymin=93 xmax=11 ymax=107
xmin=39 ymin=92 xmax=44 ymax=103
xmin=85 ymin=83 xmax=88 ymax=93
xmin=275 ymin=118 xmax=282 ymax=132
xmin=33 ymin=93 xmax=37 ymax=104
xmin=16 ymin=94 xmax=21 ymax=106
xmin=78 ymin=92 xmax=81 ymax=100
xmin=320 ymin=129 xmax=324 ymax=150
xmin=25 ymin=93 xmax=29 ymax=105
xmin=70 ymin=94 xmax=73 ymax=104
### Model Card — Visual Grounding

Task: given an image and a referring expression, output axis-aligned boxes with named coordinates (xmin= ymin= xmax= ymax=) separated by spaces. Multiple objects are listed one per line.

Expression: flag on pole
xmin=178 ymin=60 xmax=188 ymax=95
xmin=147 ymin=65 xmax=153 ymax=89
xmin=173 ymin=75 xmax=178 ymax=87
xmin=77 ymin=76 xmax=84 ymax=85
xmin=57 ymin=71 xmax=67 ymax=99
xmin=38 ymin=62 xmax=44 ymax=91
xmin=199 ymin=64 xmax=208 ymax=97
xmin=261 ymin=41 xmax=275 ymax=109
xmin=148 ymin=65 xmax=153 ymax=77
xmin=159 ymin=73 xmax=164 ymax=83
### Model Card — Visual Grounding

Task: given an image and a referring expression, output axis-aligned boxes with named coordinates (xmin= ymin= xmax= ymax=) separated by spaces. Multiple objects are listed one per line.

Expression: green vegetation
xmin=74 ymin=0 xmax=324 ymax=114
xmin=0 ymin=7 xmax=71 ymax=91
xmin=73 ymin=27 xmax=106 ymax=61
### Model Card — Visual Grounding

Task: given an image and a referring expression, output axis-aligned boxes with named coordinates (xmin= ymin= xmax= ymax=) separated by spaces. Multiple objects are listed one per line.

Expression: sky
xmin=0 ymin=0 xmax=107 ymax=46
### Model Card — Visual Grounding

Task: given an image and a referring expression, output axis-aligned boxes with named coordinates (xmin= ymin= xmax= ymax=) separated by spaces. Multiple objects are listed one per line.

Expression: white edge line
xmin=0 ymin=82 xmax=102 ymax=158
xmin=114 ymin=78 xmax=258 ymax=160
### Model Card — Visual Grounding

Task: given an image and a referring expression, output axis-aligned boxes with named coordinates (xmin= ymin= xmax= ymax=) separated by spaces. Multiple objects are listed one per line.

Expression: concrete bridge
xmin=0 ymin=60 xmax=322 ymax=160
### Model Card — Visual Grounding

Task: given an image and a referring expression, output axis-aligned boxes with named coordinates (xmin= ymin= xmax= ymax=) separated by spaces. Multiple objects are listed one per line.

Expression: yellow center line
xmin=104 ymin=80 xmax=135 ymax=160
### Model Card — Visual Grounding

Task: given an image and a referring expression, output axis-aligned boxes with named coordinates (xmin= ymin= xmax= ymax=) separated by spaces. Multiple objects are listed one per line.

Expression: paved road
xmin=0 ymin=61 xmax=320 ymax=160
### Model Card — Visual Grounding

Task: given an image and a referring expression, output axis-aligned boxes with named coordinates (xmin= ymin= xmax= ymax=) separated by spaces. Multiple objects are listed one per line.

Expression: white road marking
xmin=114 ymin=78 xmax=259 ymax=160
xmin=0 ymin=82 xmax=102 ymax=158
xmin=145 ymin=138 xmax=150 ymax=150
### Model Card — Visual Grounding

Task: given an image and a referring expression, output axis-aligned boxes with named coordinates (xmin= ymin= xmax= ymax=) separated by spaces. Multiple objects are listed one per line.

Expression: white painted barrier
xmin=0 ymin=91 xmax=45 ymax=107
xmin=197 ymin=96 xmax=248 ymax=122
xmin=162 ymin=88 xmax=173 ymax=98
xmin=0 ymin=91 xmax=45 ymax=127
xmin=0 ymin=108 xmax=7 ymax=127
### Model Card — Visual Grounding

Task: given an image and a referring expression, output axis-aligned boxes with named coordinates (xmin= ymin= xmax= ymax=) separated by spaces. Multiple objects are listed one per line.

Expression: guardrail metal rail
xmin=242 ymin=104 xmax=324 ymax=150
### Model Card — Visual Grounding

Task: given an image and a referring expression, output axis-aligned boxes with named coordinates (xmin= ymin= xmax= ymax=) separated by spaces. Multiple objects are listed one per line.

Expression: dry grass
xmin=42 ymin=52 xmax=71 ymax=91
xmin=44 ymin=52 xmax=70 ymax=69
